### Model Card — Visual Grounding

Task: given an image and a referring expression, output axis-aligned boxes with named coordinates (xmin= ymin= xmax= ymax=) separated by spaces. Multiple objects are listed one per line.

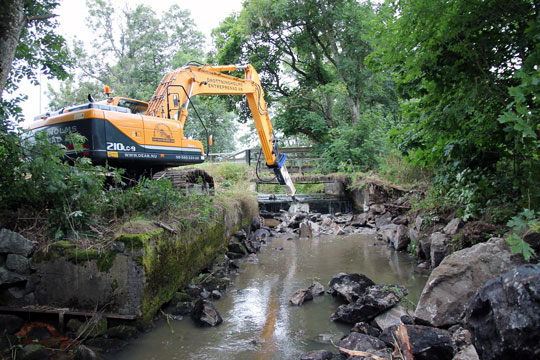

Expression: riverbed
xmin=111 ymin=233 xmax=428 ymax=360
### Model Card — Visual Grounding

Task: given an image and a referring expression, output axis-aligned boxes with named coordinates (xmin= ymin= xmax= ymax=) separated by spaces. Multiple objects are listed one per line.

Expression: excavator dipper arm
xmin=145 ymin=64 xmax=296 ymax=197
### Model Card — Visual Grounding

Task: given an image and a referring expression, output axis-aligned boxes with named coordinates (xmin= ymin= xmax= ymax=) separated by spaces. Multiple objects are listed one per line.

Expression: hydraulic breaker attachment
xmin=270 ymin=153 xmax=296 ymax=197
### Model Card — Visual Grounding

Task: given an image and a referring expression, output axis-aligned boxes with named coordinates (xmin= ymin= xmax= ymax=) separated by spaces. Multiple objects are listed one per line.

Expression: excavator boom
xmin=146 ymin=64 xmax=296 ymax=196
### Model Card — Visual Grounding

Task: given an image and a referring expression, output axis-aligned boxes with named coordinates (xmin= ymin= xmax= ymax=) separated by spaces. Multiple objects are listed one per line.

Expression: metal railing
xmin=207 ymin=147 xmax=321 ymax=175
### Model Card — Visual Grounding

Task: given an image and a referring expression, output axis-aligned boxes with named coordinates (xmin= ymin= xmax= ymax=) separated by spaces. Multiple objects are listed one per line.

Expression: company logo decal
xmin=152 ymin=123 xmax=175 ymax=143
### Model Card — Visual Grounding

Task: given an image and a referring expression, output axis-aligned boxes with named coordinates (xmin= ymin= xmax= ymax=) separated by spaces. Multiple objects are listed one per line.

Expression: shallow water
xmin=112 ymin=234 xmax=428 ymax=360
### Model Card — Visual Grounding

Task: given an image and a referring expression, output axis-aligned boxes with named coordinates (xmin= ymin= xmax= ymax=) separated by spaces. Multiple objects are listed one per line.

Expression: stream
xmin=112 ymin=233 xmax=428 ymax=360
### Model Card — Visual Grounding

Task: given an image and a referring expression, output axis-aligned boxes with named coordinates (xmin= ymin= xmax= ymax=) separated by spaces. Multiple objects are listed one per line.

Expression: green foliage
xmin=19 ymin=132 xmax=108 ymax=238
xmin=505 ymin=209 xmax=539 ymax=261
xmin=315 ymin=119 xmax=382 ymax=173
xmin=374 ymin=0 xmax=540 ymax=209
xmin=377 ymin=153 xmax=429 ymax=187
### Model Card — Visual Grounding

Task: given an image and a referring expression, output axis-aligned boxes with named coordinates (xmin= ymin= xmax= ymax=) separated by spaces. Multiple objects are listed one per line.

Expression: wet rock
xmin=246 ymin=254 xmax=259 ymax=263
xmin=0 ymin=314 xmax=24 ymax=334
xmin=350 ymin=213 xmax=368 ymax=227
xmin=0 ymin=267 xmax=26 ymax=286
xmin=227 ymin=239 xmax=248 ymax=257
xmin=351 ymin=322 xmax=381 ymax=337
xmin=309 ymin=282 xmax=325 ymax=297
xmin=375 ymin=212 xmax=393 ymax=229
xmin=380 ymin=325 xmax=456 ymax=360
xmin=106 ymin=325 xmax=137 ymax=340
xmin=226 ymin=251 xmax=244 ymax=259
xmin=299 ymin=221 xmax=312 ymax=239
xmin=315 ymin=333 xmax=335 ymax=344
xmin=380 ymin=224 xmax=409 ymax=251
xmin=5 ymin=254 xmax=30 ymax=274
xmin=331 ymin=284 xmax=407 ymax=324
xmin=200 ymin=289 xmax=211 ymax=299
xmin=83 ymin=338 xmax=128 ymax=353
xmin=335 ymin=214 xmax=353 ymax=224
xmin=252 ymin=228 xmax=271 ymax=243
xmin=418 ymin=235 xmax=431 ymax=260
xmin=327 ymin=273 xmax=375 ymax=303
xmin=263 ymin=218 xmax=281 ymax=228
xmin=290 ymin=288 xmax=314 ymax=306
xmin=210 ymin=290 xmax=222 ymax=299
xmin=392 ymin=215 xmax=409 ymax=226
xmin=191 ymin=299 xmax=223 ymax=327
xmin=0 ymin=229 xmax=35 ymax=257
xmin=414 ymin=238 xmax=525 ymax=327
xmin=21 ymin=343 xmax=50 ymax=360
xmin=338 ymin=332 xmax=387 ymax=354
xmin=400 ymin=315 xmax=414 ymax=325
xmin=373 ymin=305 xmax=411 ymax=330
xmin=414 ymin=216 xmax=423 ymax=231
xmin=321 ymin=217 xmax=333 ymax=227
xmin=430 ymin=232 xmax=450 ymax=268
xmin=466 ymin=264 xmax=540 ymax=360
xmin=202 ymin=276 xmax=230 ymax=292
xmin=449 ymin=325 xmax=472 ymax=349
xmin=164 ymin=301 xmax=192 ymax=316
xmin=370 ymin=204 xmax=386 ymax=215
xmin=444 ymin=218 xmax=463 ymax=235
xmin=289 ymin=203 xmax=310 ymax=214
xmin=299 ymin=350 xmax=334 ymax=360
xmin=74 ymin=345 xmax=99 ymax=360
xmin=452 ymin=345 xmax=479 ymax=360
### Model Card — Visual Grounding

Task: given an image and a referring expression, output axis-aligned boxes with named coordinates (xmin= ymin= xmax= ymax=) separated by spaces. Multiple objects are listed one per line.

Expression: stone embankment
xmin=0 ymin=195 xmax=259 ymax=359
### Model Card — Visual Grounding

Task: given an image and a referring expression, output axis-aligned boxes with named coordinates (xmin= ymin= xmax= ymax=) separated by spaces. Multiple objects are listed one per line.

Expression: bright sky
xmin=19 ymin=0 xmax=244 ymax=123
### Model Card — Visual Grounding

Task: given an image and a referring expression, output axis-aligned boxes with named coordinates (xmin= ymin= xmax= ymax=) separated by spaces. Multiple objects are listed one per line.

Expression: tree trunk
xmin=0 ymin=0 xmax=26 ymax=98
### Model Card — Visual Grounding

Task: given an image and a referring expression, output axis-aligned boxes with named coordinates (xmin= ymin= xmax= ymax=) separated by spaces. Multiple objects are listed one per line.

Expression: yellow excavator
xmin=29 ymin=63 xmax=296 ymax=196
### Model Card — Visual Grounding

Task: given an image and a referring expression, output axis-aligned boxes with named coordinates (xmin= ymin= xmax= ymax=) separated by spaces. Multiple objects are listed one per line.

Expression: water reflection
xmin=112 ymin=234 xmax=427 ymax=360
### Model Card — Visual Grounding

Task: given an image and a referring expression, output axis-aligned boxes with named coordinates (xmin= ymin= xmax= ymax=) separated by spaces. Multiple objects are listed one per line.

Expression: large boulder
xmin=379 ymin=325 xmax=456 ymax=360
xmin=327 ymin=273 xmax=375 ymax=303
xmin=0 ymin=229 xmax=35 ymax=257
xmin=466 ymin=264 xmax=540 ymax=360
xmin=331 ymin=284 xmax=407 ymax=324
xmin=380 ymin=224 xmax=410 ymax=251
xmin=414 ymin=238 xmax=525 ymax=327
xmin=191 ymin=299 xmax=223 ymax=327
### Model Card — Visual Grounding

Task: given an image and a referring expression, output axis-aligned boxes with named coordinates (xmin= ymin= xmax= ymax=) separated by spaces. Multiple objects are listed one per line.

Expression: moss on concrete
xmin=136 ymin=196 xmax=257 ymax=326
xmin=116 ymin=229 xmax=164 ymax=250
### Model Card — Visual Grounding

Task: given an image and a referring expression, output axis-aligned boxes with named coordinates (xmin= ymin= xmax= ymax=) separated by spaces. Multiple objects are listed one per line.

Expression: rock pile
xmin=0 ymin=229 xmax=36 ymax=306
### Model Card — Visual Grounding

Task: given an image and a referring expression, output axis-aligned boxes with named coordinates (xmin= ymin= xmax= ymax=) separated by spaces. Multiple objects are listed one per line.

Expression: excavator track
xmin=152 ymin=168 xmax=215 ymax=194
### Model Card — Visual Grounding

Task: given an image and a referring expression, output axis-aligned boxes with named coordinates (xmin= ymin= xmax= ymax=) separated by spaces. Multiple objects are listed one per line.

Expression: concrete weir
xmin=258 ymin=193 xmax=354 ymax=214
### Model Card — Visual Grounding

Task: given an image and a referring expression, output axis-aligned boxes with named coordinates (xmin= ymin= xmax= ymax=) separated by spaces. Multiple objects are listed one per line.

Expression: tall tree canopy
xmin=212 ymin=0 xmax=398 ymax=171
xmin=374 ymin=0 xmax=540 ymax=206
xmin=48 ymin=0 xmax=205 ymax=107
